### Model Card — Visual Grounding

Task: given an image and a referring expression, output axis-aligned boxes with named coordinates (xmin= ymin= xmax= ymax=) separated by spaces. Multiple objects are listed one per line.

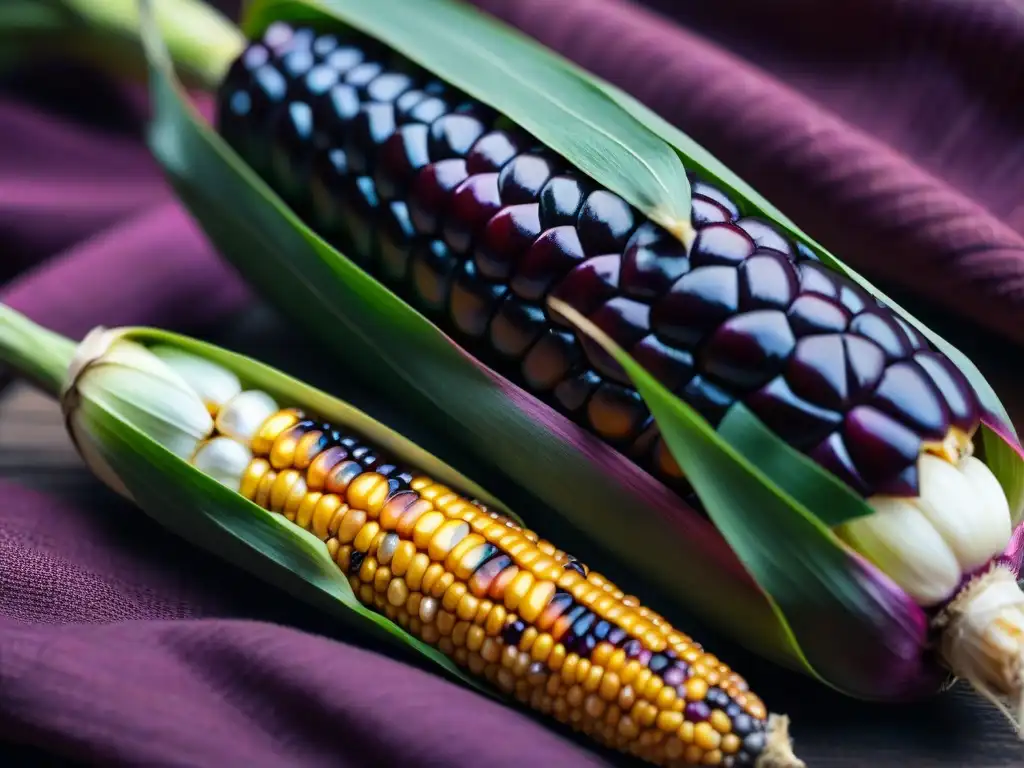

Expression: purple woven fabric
xmin=2 ymin=0 xmax=1023 ymax=765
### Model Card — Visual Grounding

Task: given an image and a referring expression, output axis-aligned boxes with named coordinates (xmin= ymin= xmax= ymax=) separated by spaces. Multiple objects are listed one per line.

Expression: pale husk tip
xmin=756 ymin=713 xmax=805 ymax=768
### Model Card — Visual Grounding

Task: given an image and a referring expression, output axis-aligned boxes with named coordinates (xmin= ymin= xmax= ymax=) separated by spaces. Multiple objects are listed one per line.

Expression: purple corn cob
xmin=214 ymin=22 xmax=983 ymax=508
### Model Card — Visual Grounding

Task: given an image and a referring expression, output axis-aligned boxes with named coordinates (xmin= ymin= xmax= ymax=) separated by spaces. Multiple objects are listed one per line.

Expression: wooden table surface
xmin=0 ymin=307 xmax=1021 ymax=768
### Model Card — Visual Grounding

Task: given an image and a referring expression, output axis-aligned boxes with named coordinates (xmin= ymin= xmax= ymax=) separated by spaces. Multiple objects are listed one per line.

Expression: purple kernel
xmin=577 ymin=190 xmax=637 ymax=255
xmin=548 ymin=255 xmax=621 ymax=326
xmin=692 ymin=182 xmax=740 ymax=219
xmin=429 ymin=113 xmax=486 ymax=160
xmin=511 ymin=226 xmax=585 ymax=301
xmin=844 ymin=405 xmax=923 ymax=486
xmin=409 ymin=159 xmax=468 ymax=235
xmin=652 ymin=266 xmax=739 ymax=349
xmin=466 ymin=131 xmax=521 ymax=174
xmin=871 ymin=360 xmax=951 ymax=439
xmin=621 ymin=222 xmax=691 ymax=300
xmin=685 ymin=701 xmax=711 ymax=722
xmin=444 ymin=173 xmax=502 ymax=254
xmin=798 ymin=262 xmax=841 ymax=299
xmin=630 ymin=335 xmax=695 ymax=391
xmin=849 ymin=311 xmax=913 ymax=361
xmin=498 ymin=154 xmax=553 ymax=204
xmin=700 ymin=309 xmax=795 ymax=391
xmin=912 ymin=351 xmax=980 ymax=431
xmin=787 ymin=294 xmax=850 ymax=337
xmin=735 ymin=217 xmax=793 ymax=256
xmin=474 ymin=203 xmax=542 ymax=280
xmin=690 ymin=223 xmax=756 ymax=268
xmin=539 ymin=175 xmax=589 ymax=229
xmin=746 ymin=375 xmax=842 ymax=450
xmin=691 ymin=197 xmax=731 ymax=226
xmin=809 ymin=432 xmax=869 ymax=495
xmin=739 ymin=250 xmax=799 ymax=311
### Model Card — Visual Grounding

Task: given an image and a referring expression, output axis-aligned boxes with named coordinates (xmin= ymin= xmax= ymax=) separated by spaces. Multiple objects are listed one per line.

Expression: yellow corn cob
xmin=184 ymin=381 xmax=803 ymax=768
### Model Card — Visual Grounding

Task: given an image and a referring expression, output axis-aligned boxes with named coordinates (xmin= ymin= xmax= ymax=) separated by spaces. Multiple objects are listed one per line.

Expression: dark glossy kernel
xmin=345 ymin=103 xmax=397 ymax=174
xmin=913 ymin=351 xmax=980 ymax=431
xmin=746 ymin=376 xmax=842 ymax=449
xmin=521 ymin=330 xmax=581 ymax=391
xmin=539 ymin=175 xmax=588 ymax=229
xmin=739 ymin=251 xmax=799 ymax=310
xmin=428 ymin=114 xmax=487 ymax=160
xmin=736 ymin=217 xmax=793 ymax=256
xmin=324 ymin=46 xmax=365 ymax=74
xmin=511 ymin=226 xmax=585 ymax=301
xmin=471 ymin=554 xmax=513 ymax=598
xmin=743 ymin=732 xmax=768 ymax=756
xmin=542 ymin=591 xmax=576 ymax=627
xmin=680 ymin=375 xmax=735 ymax=426
xmin=394 ymin=88 xmax=427 ymax=117
xmin=684 ymin=701 xmax=711 ymax=723
xmin=547 ymin=255 xmax=621 ymax=326
xmin=344 ymin=61 xmax=384 ymax=90
xmin=794 ymin=242 xmax=820 ymax=263
xmin=311 ymin=34 xmax=340 ymax=57
xmin=785 ymin=333 xmax=885 ymax=410
xmin=448 ymin=259 xmax=508 ymax=337
xmin=622 ymin=638 xmax=644 ymax=658
xmin=339 ymin=176 xmax=380 ymax=261
xmin=401 ymin=95 xmax=449 ymax=125
xmin=606 ymin=626 xmax=628 ymax=646
xmin=652 ymin=266 xmax=740 ymax=349
xmin=591 ymin=619 xmax=610 ymax=640
xmin=443 ymin=173 xmax=502 ymax=254
xmin=553 ymin=369 xmax=601 ymax=413
xmin=365 ymin=72 xmax=414 ymax=103
xmin=565 ymin=559 xmax=589 ymax=577
xmin=466 ymin=131 xmax=521 ymax=174
xmin=315 ymin=83 xmax=360 ymax=131
xmin=809 ymin=432 xmax=868 ymax=495
xmin=621 ymin=222 xmax=691 ymax=300
xmin=838 ymin=283 xmax=871 ymax=315
xmin=348 ymin=549 xmax=366 ymax=574
xmin=787 ymin=294 xmax=850 ymax=336
xmin=630 ymin=335 xmax=695 ymax=391
xmin=871 ymin=360 xmax=951 ymax=439
xmin=732 ymin=713 xmax=756 ymax=738
xmin=662 ymin=665 xmax=688 ymax=687
xmin=849 ymin=311 xmax=913 ymax=361
xmin=706 ymin=687 xmax=731 ymax=710
xmin=502 ymin=618 xmax=527 ymax=646
xmin=409 ymin=239 xmax=459 ymax=312
xmin=692 ymin=181 xmax=740 ymax=219
xmin=378 ymin=201 xmax=417 ymax=281
xmin=581 ymin=297 xmax=652 ymax=384
xmin=577 ymin=191 xmax=637 ymax=255
xmin=690 ymin=223 xmax=756 ymax=268
xmin=375 ymin=123 xmax=430 ymax=199
xmin=489 ymin=297 xmax=548 ymax=358
xmin=691 ymin=196 xmax=731 ymax=226
xmin=303 ymin=63 xmax=341 ymax=102
xmin=409 ymin=159 xmax=468 ymax=234
xmin=798 ymin=262 xmax=841 ymax=299
xmin=498 ymin=154 xmax=553 ymax=204
xmin=843 ymin=405 xmax=921 ymax=487
xmin=649 ymin=654 xmax=671 ymax=673
xmin=281 ymin=47 xmax=316 ymax=82
xmin=269 ymin=101 xmax=315 ymax=204
xmin=700 ymin=310 xmax=795 ymax=391
xmin=474 ymin=204 xmax=542 ymax=280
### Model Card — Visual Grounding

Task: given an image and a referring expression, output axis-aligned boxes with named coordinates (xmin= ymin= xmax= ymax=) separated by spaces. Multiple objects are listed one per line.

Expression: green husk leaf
xmin=240 ymin=0 xmax=694 ymax=243
xmin=137 ymin=0 xmax=800 ymax=674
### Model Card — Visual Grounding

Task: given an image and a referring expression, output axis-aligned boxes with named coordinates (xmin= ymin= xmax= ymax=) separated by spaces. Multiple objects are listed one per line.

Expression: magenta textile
xmin=2 ymin=0 xmax=1023 ymax=765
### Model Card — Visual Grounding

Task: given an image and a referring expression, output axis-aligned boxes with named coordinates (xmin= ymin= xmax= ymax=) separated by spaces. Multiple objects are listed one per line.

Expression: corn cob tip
xmin=936 ymin=563 xmax=1024 ymax=736
xmin=756 ymin=714 xmax=804 ymax=768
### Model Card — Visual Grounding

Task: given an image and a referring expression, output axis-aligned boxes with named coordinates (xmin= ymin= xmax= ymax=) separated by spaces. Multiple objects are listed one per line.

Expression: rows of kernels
xmin=222 ymin=403 xmax=774 ymax=766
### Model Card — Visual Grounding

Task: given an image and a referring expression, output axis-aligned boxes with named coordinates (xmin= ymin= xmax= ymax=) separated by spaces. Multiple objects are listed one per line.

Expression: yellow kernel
xmin=268 ymin=430 xmax=299 ymax=470
xmin=680 ymin=720 xmax=695 ymax=744
xmin=395 ymin=498 xmax=434 ymax=538
xmin=387 ymin=578 xmax=408 ymax=607
xmin=721 ymin=733 xmax=741 ymax=754
xmin=694 ymin=722 xmax=721 ymax=751
xmin=566 ymin=685 xmax=584 ymax=708
xmin=406 ymin=592 xmax=421 ymax=617
xmin=684 ymin=745 xmax=704 ymax=764
xmin=617 ymin=716 xmax=639 ymax=740
xmin=665 ymin=736 xmax=685 ymax=760
xmin=412 ymin=510 xmax=446 ymax=548
xmin=451 ymin=621 xmax=470 ymax=647
xmin=429 ymin=571 xmax=455 ymax=599
xmin=657 ymin=710 xmax=683 ymax=733
xmin=657 ymin=685 xmax=676 ymax=711
xmin=405 ymin=554 xmax=431 ymax=591
xmin=514 ymin=651 xmax=533 ymax=678
xmin=530 ymin=633 xmax=553 ymax=663
xmin=373 ymin=565 xmax=391 ymax=593
xmin=590 ymin=643 xmax=614 ymax=670
xmin=547 ymin=643 xmax=566 ymax=672
xmin=575 ymin=658 xmax=592 ymax=685
xmin=519 ymin=581 xmax=556 ymax=623
xmin=620 ymin=660 xmax=641 ymax=685
xmin=314 ymin=494 xmax=345 ymax=540
xmin=456 ymin=593 xmax=480 ymax=622
xmin=607 ymin=649 xmax=627 ymax=674
xmin=390 ymin=541 xmax=417 ymax=577
xmin=584 ymin=694 xmax=605 ymax=719
xmin=446 ymin=532 xmax=485 ymax=573
xmin=253 ymin=468 xmax=277 ymax=509
xmin=481 ymin=638 xmax=501 ymax=663
xmin=599 ymin=671 xmax=620 ymax=702
xmin=239 ymin=458 xmax=270 ymax=500
xmin=518 ymin=627 xmax=537 ymax=652
xmin=503 ymin=570 xmax=536 ymax=612
xmin=632 ymin=700 xmax=657 ymax=728
xmin=352 ymin=521 xmax=380 ymax=553
xmin=421 ymin=623 xmax=440 ymax=645
xmin=379 ymin=492 xmax=417 ymax=530
xmin=418 ymin=482 xmax=449 ymax=502
xmin=686 ymin=677 xmax=709 ymax=702
xmin=501 ymin=644 xmax=518 ymax=669
xmin=633 ymin=668 xmax=652 ymax=697
xmin=442 ymin=583 xmax=467 ymax=613
xmin=294 ymin=490 xmax=321 ymax=531
xmin=644 ymin=674 xmax=664 ymax=701
xmin=410 ymin=476 xmax=432 ymax=492
xmin=358 ymin=556 xmax=376 ymax=584
xmin=466 ymin=625 xmax=485 ymax=652
xmin=546 ymin=674 xmax=562 ymax=697
xmin=485 ymin=605 xmax=506 ymax=637
xmin=428 ymin=520 xmax=470 ymax=561
xmin=438 ymin=636 xmax=455 ymax=656
xmin=467 ymin=653 xmax=486 ymax=676
xmin=358 ymin=583 xmax=374 ymax=604
xmin=703 ymin=749 xmax=723 ymax=766
xmin=617 ymin=685 xmax=636 ymax=711
xmin=583 ymin=664 xmax=604 ymax=693
xmin=710 ymin=710 xmax=731 ymax=734
xmin=560 ymin=654 xmax=579 ymax=684
xmin=326 ymin=537 xmax=339 ymax=559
